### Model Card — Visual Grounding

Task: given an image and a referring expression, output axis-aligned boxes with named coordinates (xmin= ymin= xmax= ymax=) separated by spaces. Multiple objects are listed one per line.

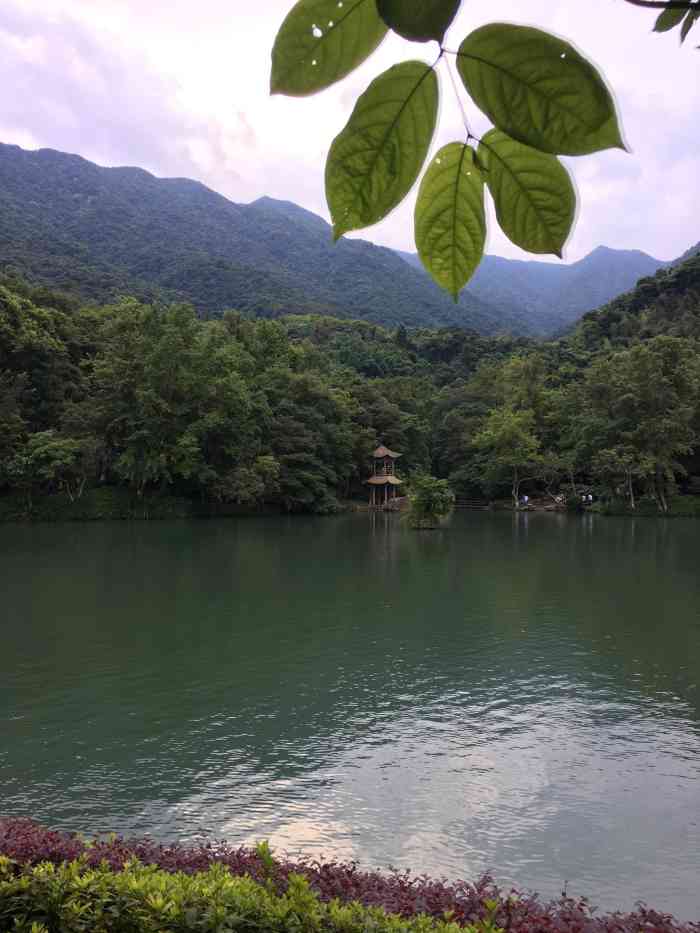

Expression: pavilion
xmin=367 ymin=444 xmax=403 ymax=508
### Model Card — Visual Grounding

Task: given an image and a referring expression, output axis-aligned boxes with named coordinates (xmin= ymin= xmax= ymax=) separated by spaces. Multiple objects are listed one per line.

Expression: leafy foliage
xmin=471 ymin=407 xmax=542 ymax=507
xmin=653 ymin=4 xmax=699 ymax=43
xmin=1 ymin=819 xmax=699 ymax=933
xmin=326 ymin=61 xmax=438 ymax=238
xmin=1 ymin=244 xmax=699 ymax=519
xmin=407 ymin=474 xmax=455 ymax=527
xmin=376 ymin=0 xmax=461 ymax=43
xmin=573 ymin=247 xmax=700 ymax=349
xmin=415 ymin=144 xmax=485 ymax=299
xmin=457 ymin=25 xmax=624 ymax=157
xmin=477 ymin=131 xmax=575 ymax=257
xmin=270 ymin=0 xmax=388 ymax=96
xmin=273 ymin=1 xmax=627 ymax=297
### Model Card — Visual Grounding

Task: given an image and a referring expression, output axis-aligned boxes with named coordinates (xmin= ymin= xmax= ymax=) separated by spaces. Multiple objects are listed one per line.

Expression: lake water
xmin=1 ymin=513 xmax=699 ymax=919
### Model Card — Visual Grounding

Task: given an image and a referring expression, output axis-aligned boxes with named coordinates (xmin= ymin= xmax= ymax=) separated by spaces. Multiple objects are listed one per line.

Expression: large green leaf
xmin=326 ymin=61 xmax=438 ymax=239
xmin=478 ymin=129 xmax=575 ymax=258
xmin=654 ymin=7 xmax=687 ymax=32
xmin=414 ymin=143 xmax=486 ymax=298
xmin=376 ymin=0 xmax=462 ymax=43
xmin=270 ymin=0 xmax=387 ymax=97
xmin=457 ymin=23 xmax=625 ymax=156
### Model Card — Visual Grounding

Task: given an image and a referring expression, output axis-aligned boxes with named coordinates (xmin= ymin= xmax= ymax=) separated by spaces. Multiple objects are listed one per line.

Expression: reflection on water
xmin=1 ymin=513 xmax=699 ymax=918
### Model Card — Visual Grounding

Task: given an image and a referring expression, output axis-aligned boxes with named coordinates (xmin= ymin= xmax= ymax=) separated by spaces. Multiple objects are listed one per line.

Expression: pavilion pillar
xmin=384 ymin=484 xmax=388 ymax=507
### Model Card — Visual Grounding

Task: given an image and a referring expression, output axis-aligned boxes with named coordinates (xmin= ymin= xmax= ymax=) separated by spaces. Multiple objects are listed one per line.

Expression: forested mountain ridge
xmin=572 ymin=247 xmax=700 ymax=350
xmin=0 ymin=142 xmax=670 ymax=338
xmin=396 ymin=245 xmax=665 ymax=333
xmin=0 ymin=143 xmax=519 ymax=335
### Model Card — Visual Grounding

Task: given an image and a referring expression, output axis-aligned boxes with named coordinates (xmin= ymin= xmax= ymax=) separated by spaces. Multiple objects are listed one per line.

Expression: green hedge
xmin=0 ymin=857 xmax=499 ymax=933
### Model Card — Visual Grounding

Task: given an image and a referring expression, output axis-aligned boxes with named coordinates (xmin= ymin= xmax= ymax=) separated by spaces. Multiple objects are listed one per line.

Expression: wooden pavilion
xmin=367 ymin=444 xmax=403 ymax=508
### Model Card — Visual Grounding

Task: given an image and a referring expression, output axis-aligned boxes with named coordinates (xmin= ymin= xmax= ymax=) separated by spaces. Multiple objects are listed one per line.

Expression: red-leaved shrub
xmin=0 ymin=818 xmax=696 ymax=933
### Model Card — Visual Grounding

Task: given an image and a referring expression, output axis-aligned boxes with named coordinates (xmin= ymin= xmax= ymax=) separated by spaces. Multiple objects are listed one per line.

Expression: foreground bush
xmin=0 ymin=819 xmax=697 ymax=933
xmin=0 ymin=858 xmax=492 ymax=933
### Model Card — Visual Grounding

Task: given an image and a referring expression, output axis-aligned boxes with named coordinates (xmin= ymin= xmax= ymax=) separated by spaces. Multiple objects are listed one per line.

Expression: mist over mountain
xmin=0 ymin=142 xmax=673 ymax=337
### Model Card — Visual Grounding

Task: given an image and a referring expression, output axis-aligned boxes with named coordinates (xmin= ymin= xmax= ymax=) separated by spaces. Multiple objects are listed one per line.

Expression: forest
xmin=1 ymin=246 xmax=699 ymax=520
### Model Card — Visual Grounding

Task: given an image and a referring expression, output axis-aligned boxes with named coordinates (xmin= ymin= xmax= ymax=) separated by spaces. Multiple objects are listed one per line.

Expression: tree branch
xmin=623 ymin=0 xmax=698 ymax=9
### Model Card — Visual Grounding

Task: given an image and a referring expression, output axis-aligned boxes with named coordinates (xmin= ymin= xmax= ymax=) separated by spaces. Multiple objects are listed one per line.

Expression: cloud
xmin=0 ymin=2 xmax=246 ymax=191
xmin=0 ymin=0 xmax=697 ymax=262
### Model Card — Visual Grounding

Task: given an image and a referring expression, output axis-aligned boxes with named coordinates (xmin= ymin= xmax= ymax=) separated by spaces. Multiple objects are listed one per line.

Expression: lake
xmin=1 ymin=512 xmax=699 ymax=919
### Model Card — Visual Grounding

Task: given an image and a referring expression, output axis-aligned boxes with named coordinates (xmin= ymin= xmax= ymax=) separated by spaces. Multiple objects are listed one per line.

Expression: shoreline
xmin=2 ymin=490 xmax=699 ymax=523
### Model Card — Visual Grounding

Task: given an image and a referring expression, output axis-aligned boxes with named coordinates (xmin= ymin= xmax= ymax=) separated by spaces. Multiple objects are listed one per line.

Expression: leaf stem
xmin=442 ymin=52 xmax=472 ymax=140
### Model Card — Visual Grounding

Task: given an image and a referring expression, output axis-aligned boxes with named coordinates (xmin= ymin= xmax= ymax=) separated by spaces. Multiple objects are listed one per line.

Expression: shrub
xmin=0 ymin=857 xmax=493 ymax=933
xmin=0 ymin=820 xmax=697 ymax=933
xmin=407 ymin=475 xmax=455 ymax=529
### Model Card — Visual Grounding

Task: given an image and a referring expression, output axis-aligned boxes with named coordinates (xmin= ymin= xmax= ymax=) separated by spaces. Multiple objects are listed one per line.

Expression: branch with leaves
xmin=270 ymin=1 xmax=695 ymax=303
xmin=648 ymin=1 xmax=700 ymax=39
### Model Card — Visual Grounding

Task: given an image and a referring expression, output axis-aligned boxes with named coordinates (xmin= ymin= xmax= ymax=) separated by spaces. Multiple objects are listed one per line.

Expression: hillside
xmin=571 ymin=247 xmax=700 ymax=350
xmin=397 ymin=245 xmax=665 ymax=333
xmin=0 ymin=142 xmax=673 ymax=338
xmin=0 ymin=143 xmax=527 ymax=336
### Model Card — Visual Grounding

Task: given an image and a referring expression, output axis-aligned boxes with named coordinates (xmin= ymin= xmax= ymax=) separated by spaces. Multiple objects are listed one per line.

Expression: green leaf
xmin=414 ymin=143 xmax=486 ymax=298
xmin=680 ymin=9 xmax=700 ymax=42
xmin=326 ymin=61 xmax=438 ymax=239
xmin=654 ymin=7 xmax=687 ymax=32
xmin=478 ymin=129 xmax=575 ymax=258
xmin=457 ymin=23 xmax=625 ymax=156
xmin=376 ymin=0 xmax=462 ymax=43
xmin=270 ymin=0 xmax=387 ymax=97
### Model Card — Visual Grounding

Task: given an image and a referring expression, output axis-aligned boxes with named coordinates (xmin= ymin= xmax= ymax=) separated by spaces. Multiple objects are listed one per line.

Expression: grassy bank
xmin=0 ymin=819 xmax=696 ymax=933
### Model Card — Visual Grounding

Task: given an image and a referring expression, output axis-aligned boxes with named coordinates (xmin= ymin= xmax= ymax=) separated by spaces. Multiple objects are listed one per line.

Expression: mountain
xmin=0 ymin=143 xmax=527 ymax=336
xmin=396 ymin=245 xmax=666 ymax=334
xmin=570 ymin=247 xmax=700 ymax=349
xmin=672 ymin=241 xmax=700 ymax=266
xmin=0 ymin=143 xmax=676 ymax=337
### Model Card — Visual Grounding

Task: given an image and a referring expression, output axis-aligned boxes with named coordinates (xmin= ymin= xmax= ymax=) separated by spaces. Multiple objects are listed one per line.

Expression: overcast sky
xmin=0 ymin=0 xmax=697 ymax=262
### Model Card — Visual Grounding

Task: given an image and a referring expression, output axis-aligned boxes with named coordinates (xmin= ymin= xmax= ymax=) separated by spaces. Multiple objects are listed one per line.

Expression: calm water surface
xmin=1 ymin=513 xmax=699 ymax=919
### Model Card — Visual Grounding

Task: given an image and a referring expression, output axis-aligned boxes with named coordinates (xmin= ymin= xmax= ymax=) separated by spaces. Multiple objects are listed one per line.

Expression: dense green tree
xmin=471 ymin=407 xmax=543 ymax=507
xmin=87 ymin=301 xmax=254 ymax=499
xmin=571 ymin=337 xmax=700 ymax=511
xmin=4 ymin=431 xmax=84 ymax=511
xmin=1 ymin=259 xmax=699 ymax=519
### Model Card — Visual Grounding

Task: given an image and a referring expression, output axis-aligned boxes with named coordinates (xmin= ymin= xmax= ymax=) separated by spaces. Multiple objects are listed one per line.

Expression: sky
xmin=0 ymin=0 xmax=697 ymax=263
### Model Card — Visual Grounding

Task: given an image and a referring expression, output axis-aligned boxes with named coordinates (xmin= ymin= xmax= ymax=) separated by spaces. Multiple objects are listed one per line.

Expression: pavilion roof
xmin=367 ymin=475 xmax=403 ymax=486
xmin=373 ymin=445 xmax=402 ymax=459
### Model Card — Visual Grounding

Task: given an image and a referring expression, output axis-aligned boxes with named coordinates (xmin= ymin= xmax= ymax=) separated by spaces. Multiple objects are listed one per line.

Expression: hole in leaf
xmin=312 ymin=24 xmax=323 ymax=38
xmin=436 ymin=158 xmax=442 ymax=164
xmin=328 ymin=20 xmax=334 ymax=26
xmin=312 ymin=59 xmax=317 ymax=65
xmin=560 ymin=52 xmax=566 ymax=59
